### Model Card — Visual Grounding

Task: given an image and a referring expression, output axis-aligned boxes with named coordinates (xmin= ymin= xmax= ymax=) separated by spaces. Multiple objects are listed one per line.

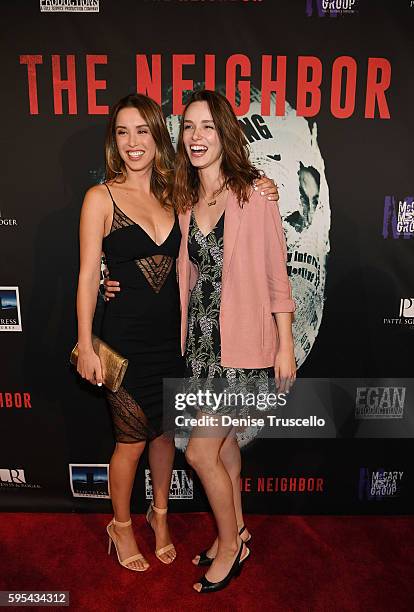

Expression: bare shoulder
xmin=82 ymin=183 xmax=111 ymax=214
xmin=85 ymin=182 xmax=109 ymax=201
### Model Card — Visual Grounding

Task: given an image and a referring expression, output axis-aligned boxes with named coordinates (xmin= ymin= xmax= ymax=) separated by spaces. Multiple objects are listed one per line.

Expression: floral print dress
xmin=184 ymin=209 xmax=273 ymax=414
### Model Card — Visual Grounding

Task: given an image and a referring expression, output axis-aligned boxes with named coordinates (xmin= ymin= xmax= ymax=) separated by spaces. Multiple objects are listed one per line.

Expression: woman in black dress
xmin=76 ymin=94 xmax=183 ymax=571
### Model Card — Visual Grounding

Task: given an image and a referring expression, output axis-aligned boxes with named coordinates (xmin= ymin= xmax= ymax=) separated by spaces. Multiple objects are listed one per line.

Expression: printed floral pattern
xmin=184 ymin=210 xmax=272 ymax=414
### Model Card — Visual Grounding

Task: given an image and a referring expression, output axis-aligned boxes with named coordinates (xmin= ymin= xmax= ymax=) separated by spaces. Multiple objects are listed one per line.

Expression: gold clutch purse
xmin=70 ymin=335 xmax=128 ymax=392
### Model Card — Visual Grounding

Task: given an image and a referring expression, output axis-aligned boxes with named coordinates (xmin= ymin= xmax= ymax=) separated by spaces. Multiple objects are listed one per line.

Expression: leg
xmin=192 ymin=428 xmax=250 ymax=564
xmin=108 ymin=441 xmax=149 ymax=570
xmin=219 ymin=430 xmax=247 ymax=532
xmin=147 ymin=433 xmax=176 ymax=563
xmin=185 ymin=424 xmax=248 ymax=591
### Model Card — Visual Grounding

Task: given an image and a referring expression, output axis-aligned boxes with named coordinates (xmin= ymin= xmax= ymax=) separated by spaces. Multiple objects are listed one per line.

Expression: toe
xmin=192 ymin=555 xmax=200 ymax=565
xmin=158 ymin=550 xmax=169 ymax=564
xmin=130 ymin=559 xmax=147 ymax=571
xmin=193 ymin=583 xmax=202 ymax=592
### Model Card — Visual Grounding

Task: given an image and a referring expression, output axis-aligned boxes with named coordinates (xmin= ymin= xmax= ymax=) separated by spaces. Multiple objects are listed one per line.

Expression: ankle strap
xmin=151 ymin=502 xmax=168 ymax=515
xmin=112 ymin=518 xmax=132 ymax=527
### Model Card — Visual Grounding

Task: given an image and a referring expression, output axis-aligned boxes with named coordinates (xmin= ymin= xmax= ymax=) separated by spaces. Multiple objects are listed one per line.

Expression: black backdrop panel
xmin=1 ymin=0 xmax=413 ymax=514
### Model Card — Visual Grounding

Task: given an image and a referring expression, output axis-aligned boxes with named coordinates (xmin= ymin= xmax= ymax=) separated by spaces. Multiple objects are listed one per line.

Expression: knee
xmin=185 ymin=445 xmax=216 ymax=472
xmin=115 ymin=442 xmax=144 ymax=463
xmin=184 ymin=446 xmax=198 ymax=469
xmin=152 ymin=433 xmax=174 ymax=450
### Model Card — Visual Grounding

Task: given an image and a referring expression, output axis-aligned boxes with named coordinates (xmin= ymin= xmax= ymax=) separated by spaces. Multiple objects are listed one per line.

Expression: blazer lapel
xmin=177 ymin=208 xmax=192 ymax=291
xmin=178 ymin=208 xmax=192 ymax=252
xmin=222 ymin=190 xmax=243 ymax=288
xmin=177 ymin=208 xmax=192 ymax=354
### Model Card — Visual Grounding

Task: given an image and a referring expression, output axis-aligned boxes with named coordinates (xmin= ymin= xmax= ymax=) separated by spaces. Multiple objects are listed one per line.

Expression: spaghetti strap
xmin=104 ymin=182 xmax=116 ymax=205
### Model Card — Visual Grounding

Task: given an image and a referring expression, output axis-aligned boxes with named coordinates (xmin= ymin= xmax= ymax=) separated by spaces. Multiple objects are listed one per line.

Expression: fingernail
xmin=260 ymin=191 xmax=265 ymax=196
xmin=267 ymin=196 xmax=272 ymax=200
xmin=97 ymin=383 xmax=103 ymax=387
xmin=254 ymin=186 xmax=258 ymax=191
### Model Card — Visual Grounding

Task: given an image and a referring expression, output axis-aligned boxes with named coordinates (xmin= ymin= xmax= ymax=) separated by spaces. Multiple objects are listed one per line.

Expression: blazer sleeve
xmin=265 ymin=201 xmax=295 ymax=313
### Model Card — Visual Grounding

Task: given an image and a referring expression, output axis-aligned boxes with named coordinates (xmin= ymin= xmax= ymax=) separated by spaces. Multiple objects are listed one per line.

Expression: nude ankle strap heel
xmin=146 ymin=502 xmax=176 ymax=564
xmin=106 ymin=517 xmax=149 ymax=572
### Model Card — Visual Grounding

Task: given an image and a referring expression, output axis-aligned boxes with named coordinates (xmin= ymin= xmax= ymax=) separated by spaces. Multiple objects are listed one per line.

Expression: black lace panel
xmin=135 ymin=255 xmax=173 ymax=293
xmin=110 ymin=204 xmax=135 ymax=234
xmin=106 ymin=386 xmax=156 ymax=443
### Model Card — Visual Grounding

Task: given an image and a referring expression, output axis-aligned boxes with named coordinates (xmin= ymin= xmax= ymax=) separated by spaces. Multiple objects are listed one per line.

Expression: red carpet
xmin=0 ymin=513 xmax=413 ymax=612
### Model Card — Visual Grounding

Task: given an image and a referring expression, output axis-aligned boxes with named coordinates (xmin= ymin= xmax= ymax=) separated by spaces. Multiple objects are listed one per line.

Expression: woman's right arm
xmin=76 ymin=186 xmax=108 ymax=385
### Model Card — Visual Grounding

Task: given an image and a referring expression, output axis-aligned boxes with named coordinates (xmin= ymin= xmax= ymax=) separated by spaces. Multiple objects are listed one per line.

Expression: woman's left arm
xmin=274 ymin=313 xmax=296 ymax=393
xmin=264 ymin=200 xmax=296 ymax=393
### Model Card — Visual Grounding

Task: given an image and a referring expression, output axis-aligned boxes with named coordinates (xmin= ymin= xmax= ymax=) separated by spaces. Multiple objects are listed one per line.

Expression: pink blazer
xmin=177 ymin=189 xmax=295 ymax=369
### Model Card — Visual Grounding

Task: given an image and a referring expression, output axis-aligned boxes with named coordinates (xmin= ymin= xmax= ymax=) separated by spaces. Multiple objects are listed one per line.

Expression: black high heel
xmin=195 ymin=542 xmax=250 ymax=594
xmin=238 ymin=525 xmax=252 ymax=543
xmin=194 ymin=525 xmax=251 ymax=567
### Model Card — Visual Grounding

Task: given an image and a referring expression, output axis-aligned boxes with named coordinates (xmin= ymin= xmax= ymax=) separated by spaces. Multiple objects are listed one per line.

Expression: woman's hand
xmin=103 ymin=277 xmax=121 ymax=301
xmin=254 ymin=175 xmax=279 ymax=202
xmin=274 ymin=348 xmax=296 ymax=394
xmin=77 ymin=347 xmax=103 ymax=386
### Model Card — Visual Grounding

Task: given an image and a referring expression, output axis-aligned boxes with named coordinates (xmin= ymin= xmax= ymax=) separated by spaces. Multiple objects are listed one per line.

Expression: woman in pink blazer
xmin=173 ymin=90 xmax=296 ymax=593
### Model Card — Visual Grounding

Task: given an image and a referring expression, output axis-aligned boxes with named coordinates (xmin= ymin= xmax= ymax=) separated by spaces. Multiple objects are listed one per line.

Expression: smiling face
xmin=114 ymin=107 xmax=156 ymax=173
xmin=182 ymin=101 xmax=223 ymax=170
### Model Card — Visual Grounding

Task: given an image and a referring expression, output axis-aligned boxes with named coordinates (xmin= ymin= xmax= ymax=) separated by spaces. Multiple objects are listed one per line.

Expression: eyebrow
xmin=183 ymin=119 xmax=214 ymax=124
xmin=115 ymin=124 xmax=149 ymax=129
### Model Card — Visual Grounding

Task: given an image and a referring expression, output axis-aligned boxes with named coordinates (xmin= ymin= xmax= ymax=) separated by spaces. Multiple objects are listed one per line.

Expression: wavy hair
xmin=172 ymin=90 xmax=260 ymax=213
xmin=105 ymin=93 xmax=174 ymax=208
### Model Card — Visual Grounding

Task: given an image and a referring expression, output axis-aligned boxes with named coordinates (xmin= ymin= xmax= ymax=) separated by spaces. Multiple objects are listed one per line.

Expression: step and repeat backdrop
xmin=1 ymin=0 xmax=413 ymax=514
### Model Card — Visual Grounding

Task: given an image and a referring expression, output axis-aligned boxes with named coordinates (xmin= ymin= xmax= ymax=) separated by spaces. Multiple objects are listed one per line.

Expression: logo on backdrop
xmin=145 ymin=469 xmax=193 ymax=500
xmin=382 ymin=196 xmax=414 ymax=239
xmin=0 ymin=210 xmax=18 ymax=228
xmin=0 ymin=392 xmax=32 ymax=409
xmin=0 ymin=469 xmax=41 ymax=489
xmin=69 ymin=464 xmax=110 ymax=498
xmin=0 ymin=287 xmax=22 ymax=332
xmin=306 ymin=0 xmax=358 ymax=16
xmin=355 ymin=387 xmax=405 ymax=419
xmin=240 ymin=475 xmax=324 ymax=493
xmin=358 ymin=468 xmax=404 ymax=501
xmin=19 ymin=52 xmax=391 ymax=119
xmin=144 ymin=0 xmax=259 ymax=3
xmin=40 ymin=0 xmax=99 ymax=12
xmin=384 ymin=299 xmax=414 ymax=327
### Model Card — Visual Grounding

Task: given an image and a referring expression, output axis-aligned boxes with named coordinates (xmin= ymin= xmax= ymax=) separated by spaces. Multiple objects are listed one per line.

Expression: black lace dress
xmin=101 ymin=184 xmax=183 ymax=442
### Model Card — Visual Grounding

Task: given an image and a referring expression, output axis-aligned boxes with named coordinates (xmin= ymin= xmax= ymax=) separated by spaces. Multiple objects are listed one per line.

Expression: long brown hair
xmin=105 ymin=93 xmax=175 ymax=207
xmin=172 ymin=90 xmax=260 ymax=213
